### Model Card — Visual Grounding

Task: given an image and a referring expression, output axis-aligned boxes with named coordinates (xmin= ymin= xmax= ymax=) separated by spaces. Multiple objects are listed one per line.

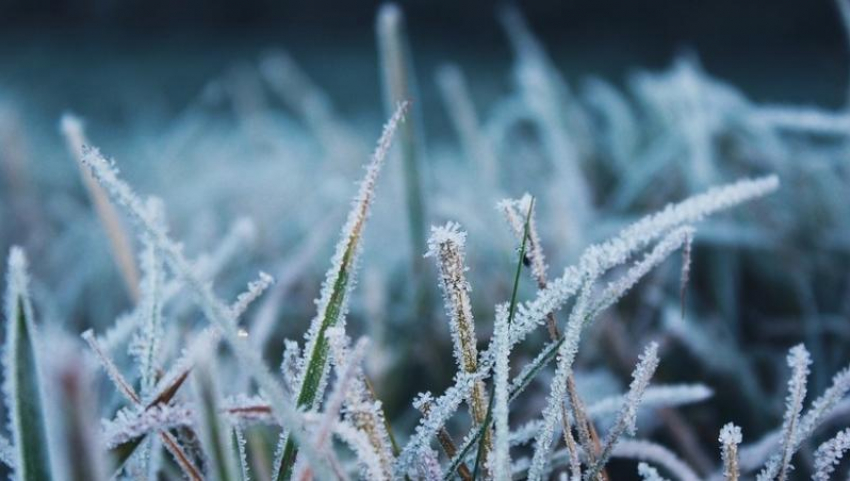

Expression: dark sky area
xmin=0 ymin=0 xmax=847 ymax=129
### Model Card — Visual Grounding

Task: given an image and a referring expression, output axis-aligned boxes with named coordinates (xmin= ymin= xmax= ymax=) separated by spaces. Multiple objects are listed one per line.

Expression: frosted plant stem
xmin=501 ymin=194 xmax=598 ymax=475
xmin=812 ymin=428 xmax=850 ymax=481
xmin=758 ymin=345 xmax=811 ymax=481
xmin=416 ymin=399 xmax=472 ymax=481
xmin=468 ymin=199 xmax=535 ymax=481
xmin=719 ymin=423 xmax=742 ymax=481
xmin=82 ymin=329 xmax=204 ymax=480
xmin=584 ymin=343 xmax=660 ymax=481
xmin=491 ymin=305 xmax=512 ymax=481
xmin=426 ymin=222 xmax=489 ymax=427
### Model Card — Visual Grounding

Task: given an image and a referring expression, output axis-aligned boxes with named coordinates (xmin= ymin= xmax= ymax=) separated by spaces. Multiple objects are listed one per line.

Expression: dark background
xmin=1 ymin=0 xmax=847 ymax=117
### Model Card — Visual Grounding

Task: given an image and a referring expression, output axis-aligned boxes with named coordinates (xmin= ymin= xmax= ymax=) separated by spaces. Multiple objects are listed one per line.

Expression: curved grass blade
xmin=4 ymin=247 xmax=53 ymax=481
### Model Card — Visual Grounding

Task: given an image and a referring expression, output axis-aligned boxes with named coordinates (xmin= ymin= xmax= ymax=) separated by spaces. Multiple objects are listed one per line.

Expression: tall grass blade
xmin=275 ymin=101 xmax=408 ymax=480
xmin=470 ymin=198 xmax=533 ymax=481
xmin=3 ymin=247 xmax=53 ymax=481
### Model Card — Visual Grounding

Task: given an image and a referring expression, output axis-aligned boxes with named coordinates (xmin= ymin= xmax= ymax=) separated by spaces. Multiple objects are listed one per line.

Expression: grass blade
xmin=275 ymin=102 xmax=409 ymax=480
xmin=3 ymin=247 xmax=53 ymax=480
xmin=470 ymin=198 xmax=533 ymax=480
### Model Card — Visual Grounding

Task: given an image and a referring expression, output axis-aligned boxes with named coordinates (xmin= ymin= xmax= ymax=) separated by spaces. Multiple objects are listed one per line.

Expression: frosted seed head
xmin=720 ymin=422 xmax=743 ymax=446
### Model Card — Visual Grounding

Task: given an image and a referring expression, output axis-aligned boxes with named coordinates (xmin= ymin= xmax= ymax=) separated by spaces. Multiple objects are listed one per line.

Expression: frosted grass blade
xmin=4 ymin=247 xmax=53 ymax=480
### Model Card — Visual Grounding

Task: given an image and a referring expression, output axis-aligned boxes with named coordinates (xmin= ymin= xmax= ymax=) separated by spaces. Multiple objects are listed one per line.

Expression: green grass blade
xmin=275 ymin=102 xmax=409 ymax=481
xmin=470 ymin=198 xmax=533 ymax=480
xmin=4 ymin=247 xmax=53 ymax=481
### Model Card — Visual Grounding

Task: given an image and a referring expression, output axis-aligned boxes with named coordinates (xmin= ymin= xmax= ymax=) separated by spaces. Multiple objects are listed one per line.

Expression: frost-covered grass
xmin=1 ymin=2 xmax=850 ymax=480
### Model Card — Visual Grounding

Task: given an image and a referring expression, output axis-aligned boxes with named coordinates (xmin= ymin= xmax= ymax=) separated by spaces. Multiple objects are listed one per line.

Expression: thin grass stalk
xmin=427 ymin=222 xmax=489 ymax=430
xmin=470 ymin=199 xmax=534 ymax=481
xmin=719 ymin=423 xmax=742 ymax=481
xmin=501 ymin=194 xmax=600 ymax=476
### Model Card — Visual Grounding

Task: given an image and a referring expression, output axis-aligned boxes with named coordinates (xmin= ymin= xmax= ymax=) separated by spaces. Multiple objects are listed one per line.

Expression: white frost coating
xmin=758 ymin=344 xmax=811 ymax=481
xmin=499 ymin=194 xmax=547 ymax=286
xmin=79 ymin=145 xmax=334 ymax=478
xmin=82 ymin=329 xmax=141 ymax=404
xmin=719 ymin=423 xmax=742 ymax=481
xmin=612 ymin=440 xmax=700 ymax=481
xmin=528 ymin=280 xmax=594 ymax=481
xmin=638 ymin=462 xmax=670 ymax=481
xmin=3 ymin=247 xmax=47 ymax=477
xmin=193 ymin=217 xmax=257 ymax=283
xmin=587 ymin=384 xmax=713 ymax=419
xmin=296 ymin=101 xmax=409 ymax=409
xmin=813 ymin=428 xmax=850 ymax=481
xmin=794 ymin=364 xmax=850 ymax=452
xmin=738 ymin=397 xmax=850 ymax=474
xmin=230 ymin=271 xmax=275 ymax=319
xmin=130 ymin=220 xmax=166 ymax=397
xmin=99 ymin=311 xmax=140 ymax=354
xmin=506 ymin=175 xmax=778 ymax=352
xmin=333 ymin=420 xmax=388 ymax=481
xmin=426 ymin=221 xmax=488 ymax=425
xmin=310 ymin=333 xmax=368 ymax=454
xmin=102 ymin=404 xmax=194 ymax=448
xmin=395 ymin=372 xmax=479 ymax=477
xmin=0 ymin=435 xmax=13 ymax=468
xmin=163 ymin=216 xmax=257 ymax=315
xmin=103 ymin=396 xmax=277 ymax=451
xmin=280 ymin=339 xmax=302 ymax=391
xmin=325 ymin=328 xmax=394 ymax=478
xmin=491 ymin=304 xmax=512 ymax=481
xmin=591 ymin=226 xmax=695 ymax=317
xmin=586 ymin=342 xmax=660 ymax=481
xmin=426 ymin=221 xmax=477 ymax=374
xmin=509 ymin=420 xmax=544 ymax=447
xmin=451 ymin=177 xmax=777 ymax=479
xmin=416 ymin=446 xmax=444 ymax=480
xmin=234 ymin=427 xmax=251 ymax=481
